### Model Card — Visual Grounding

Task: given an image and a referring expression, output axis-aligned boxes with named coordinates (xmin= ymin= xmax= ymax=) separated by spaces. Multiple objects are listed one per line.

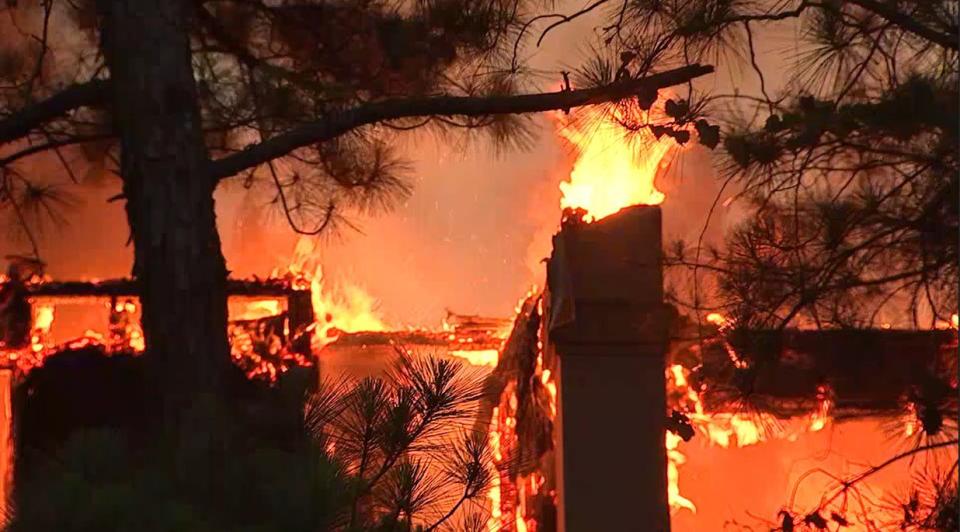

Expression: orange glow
xmin=274 ymin=237 xmax=386 ymax=349
xmin=447 ymin=349 xmax=499 ymax=367
xmin=232 ymin=299 xmax=283 ymax=322
xmin=903 ymin=401 xmax=920 ymax=437
xmin=705 ymin=312 xmax=728 ymax=327
xmin=30 ymin=304 xmax=54 ymax=354
xmin=808 ymin=385 xmax=832 ymax=432
xmin=666 ymin=431 xmax=697 ymax=513
xmin=554 ymin=106 xmax=675 ymax=221
xmin=665 ymin=364 xmax=836 ymax=514
xmin=308 ymin=267 xmax=385 ymax=348
xmin=487 ymin=406 xmax=503 ymax=532
xmin=107 ymin=299 xmax=145 ymax=353
xmin=32 ymin=305 xmax=54 ymax=333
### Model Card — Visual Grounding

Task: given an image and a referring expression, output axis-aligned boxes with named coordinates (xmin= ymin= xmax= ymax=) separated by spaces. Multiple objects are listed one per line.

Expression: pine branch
xmin=208 ymin=64 xmax=714 ymax=181
xmin=822 ymin=439 xmax=959 ymax=508
xmin=846 ymin=0 xmax=958 ymax=50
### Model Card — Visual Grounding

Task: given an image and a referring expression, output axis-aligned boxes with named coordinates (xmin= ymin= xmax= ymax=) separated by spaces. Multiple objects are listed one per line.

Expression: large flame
xmin=555 ymin=106 xmax=672 ymax=221
xmin=307 ymin=267 xmax=386 ymax=348
xmin=484 ymin=103 xmax=682 ymax=529
xmin=276 ymin=237 xmax=386 ymax=348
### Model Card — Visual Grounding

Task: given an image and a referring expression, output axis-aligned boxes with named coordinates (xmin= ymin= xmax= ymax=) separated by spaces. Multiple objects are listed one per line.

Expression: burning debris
xmin=0 ymin=248 xmax=516 ymax=382
xmin=0 ymin=273 xmax=315 ymax=378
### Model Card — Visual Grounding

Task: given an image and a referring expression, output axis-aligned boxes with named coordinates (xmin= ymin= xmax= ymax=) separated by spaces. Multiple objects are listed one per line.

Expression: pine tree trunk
xmin=99 ymin=0 xmax=231 ymax=423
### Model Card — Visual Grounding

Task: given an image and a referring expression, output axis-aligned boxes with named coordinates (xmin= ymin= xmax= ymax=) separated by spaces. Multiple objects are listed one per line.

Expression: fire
xmin=231 ymin=299 xmax=283 ymax=322
xmin=485 ymin=292 xmax=552 ymax=531
xmin=554 ymin=105 xmax=674 ymax=221
xmin=487 ymin=407 xmax=503 ymax=532
xmin=488 ymin=387 xmax=520 ymax=531
xmin=108 ymin=299 xmax=145 ymax=353
xmin=274 ymin=236 xmax=386 ymax=349
xmin=482 ymin=103 xmax=682 ymax=527
xmin=447 ymin=349 xmax=498 ymax=367
xmin=0 ymin=297 xmax=148 ymax=374
xmin=30 ymin=304 xmax=54 ymax=353
xmin=666 ymin=431 xmax=697 ymax=513
xmin=308 ymin=268 xmax=385 ymax=348
xmin=665 ymin=364 xmax=836 ymax=514
xmin=705 ymin=312 xmax=728 ymax=327
xmin=809 ymin=385 xmax=833 ymax=432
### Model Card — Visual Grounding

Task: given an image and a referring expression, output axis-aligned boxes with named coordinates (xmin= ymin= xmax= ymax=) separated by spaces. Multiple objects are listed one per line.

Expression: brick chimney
xmin=546 ymin=205 xmax=670 ymax=531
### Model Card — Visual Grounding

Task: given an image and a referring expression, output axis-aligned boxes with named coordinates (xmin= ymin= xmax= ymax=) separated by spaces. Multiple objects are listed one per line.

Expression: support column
xmin=547 ymin=205 xmax=670 ymax=532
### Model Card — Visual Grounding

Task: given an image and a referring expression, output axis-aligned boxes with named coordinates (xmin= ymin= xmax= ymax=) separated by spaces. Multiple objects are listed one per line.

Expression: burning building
xmin=0 ymin=97 xmax=956 ymax=531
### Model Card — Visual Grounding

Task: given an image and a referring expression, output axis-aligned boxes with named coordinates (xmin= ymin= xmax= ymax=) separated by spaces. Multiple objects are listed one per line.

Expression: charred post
xmin=287 ymin=290 xmax=315 ymax=334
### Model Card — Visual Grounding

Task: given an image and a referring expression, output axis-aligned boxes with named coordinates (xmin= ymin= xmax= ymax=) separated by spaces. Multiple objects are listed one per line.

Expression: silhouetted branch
xmin=823 ymin=439 xmax=959 ymax=508
xmin=208 ymin=64 xmax=714 ymax=181
xmin=847 ymin=0 xmax=958 ymax=50
xmin=0 ymin=79 xmax=110 ymax=145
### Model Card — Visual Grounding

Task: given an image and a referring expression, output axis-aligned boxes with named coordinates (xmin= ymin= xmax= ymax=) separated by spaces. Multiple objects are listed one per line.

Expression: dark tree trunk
xmin=99 ymin=0 xmax=230 ymax=424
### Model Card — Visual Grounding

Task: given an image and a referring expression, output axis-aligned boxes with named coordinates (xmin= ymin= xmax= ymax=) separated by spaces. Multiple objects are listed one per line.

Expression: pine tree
xmin=0 ymin=0 xmax=711 ymax=423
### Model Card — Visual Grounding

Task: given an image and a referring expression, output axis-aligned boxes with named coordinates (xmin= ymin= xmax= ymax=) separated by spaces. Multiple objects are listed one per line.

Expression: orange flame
xmin=705 ymin=312 xmax=728 ymax=327
xmin=308 ymin=268 xmax=385 ymax=348
xmin=447 ymin=349 xmax=499 ymax=367
xmin=666 ymin=364 xmax=838 ymax=515
xmin=554 ymin=106 xmax=674 ymax=221
xmin=274 ymin=237 xmax=386 ymax=349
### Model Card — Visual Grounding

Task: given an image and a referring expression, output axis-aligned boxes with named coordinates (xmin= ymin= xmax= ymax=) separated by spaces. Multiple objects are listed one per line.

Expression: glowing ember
xmin=554 ymin=105 xmax=674 ymax=221
xmin=705 ymin=312 xmax=728 ymax=327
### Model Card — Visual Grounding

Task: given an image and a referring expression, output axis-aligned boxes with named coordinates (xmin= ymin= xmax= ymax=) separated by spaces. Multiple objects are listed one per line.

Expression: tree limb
xmin=0 ymin=79 xmax=111 ymax=146
xmin=846 ymin=0 xmax=958 ymax=50
xmin=209 ymin=64 xmax=714 ymax=181
xmin=0 ymin=134 xmax=113 ymax=167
